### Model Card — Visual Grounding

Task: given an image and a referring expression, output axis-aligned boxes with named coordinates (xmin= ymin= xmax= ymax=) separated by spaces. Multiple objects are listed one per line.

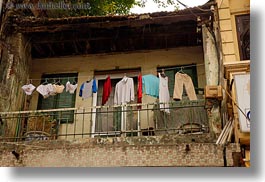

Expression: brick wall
xmin=0 ymin=135 xmax=240 ymax=167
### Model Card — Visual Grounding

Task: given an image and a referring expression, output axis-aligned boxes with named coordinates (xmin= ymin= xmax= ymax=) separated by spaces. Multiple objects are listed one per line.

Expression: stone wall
xmin=0 ymin=135 xmax=240 ymax=167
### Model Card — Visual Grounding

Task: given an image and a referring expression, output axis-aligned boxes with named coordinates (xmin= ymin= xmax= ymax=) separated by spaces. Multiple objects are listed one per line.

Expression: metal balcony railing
xmin=0 ymin=100 xmax=208 ymax=142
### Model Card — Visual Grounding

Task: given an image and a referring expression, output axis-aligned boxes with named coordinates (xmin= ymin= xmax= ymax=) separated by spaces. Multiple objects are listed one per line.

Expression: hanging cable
xmin=176 ymin=0 xmax=212 ymax=13
xmin=176 ymin=0 xmax=197 ymax=18
xmin=221 ymin=85 xmax=250 ymax=122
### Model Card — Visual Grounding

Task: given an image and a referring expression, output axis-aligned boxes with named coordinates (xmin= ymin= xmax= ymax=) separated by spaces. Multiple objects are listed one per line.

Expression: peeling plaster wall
xmin=0 ymin=33 xmax=32 ymax=138
xmin=0 ymin=33 xmax=31 ymax=112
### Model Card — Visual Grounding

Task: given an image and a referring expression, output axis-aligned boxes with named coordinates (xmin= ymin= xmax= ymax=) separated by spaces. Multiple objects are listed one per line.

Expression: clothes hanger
xmin=72 ymin=78 xmax=77 ymax=85
xmin=42 ymin=78 xmax=49 ymax=85
xmin=52 ymin=79 xmax=56 ymax=84
xmin=27 ymin=79 xmax=32 ymax=85
xmin=57 ymin=78 xmax=61 ymax=85
xmin=86 ymin=77 xmax=91 ymax=83
xmin=123 ymin=73 xmax=127 ymax=78
xmin=161 ymin=68 xmax=166 ymax=78
xmin=178 ymin=66 xmax=185 ymax=74
xmin=68 ymin=76 xmax=77 ymax=85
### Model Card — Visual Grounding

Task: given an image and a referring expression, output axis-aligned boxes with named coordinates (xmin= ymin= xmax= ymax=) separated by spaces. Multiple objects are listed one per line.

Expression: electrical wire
xmin=221 ymin=85 xmax=250 ymax=122
xmin=176 ymin=0 xmax=213 ymax=12
xmin=176 ymin=0 xmax=197 ymax=18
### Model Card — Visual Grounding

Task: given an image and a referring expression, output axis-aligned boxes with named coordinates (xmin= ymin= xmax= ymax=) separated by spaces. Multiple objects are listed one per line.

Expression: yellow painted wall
xmin=218 ymin=0 xmax=250 ymax=148
xmin=29 ymin=47 xmax=205 ymax=138
xmin=217 ymin=0 xmax=250 ymax=63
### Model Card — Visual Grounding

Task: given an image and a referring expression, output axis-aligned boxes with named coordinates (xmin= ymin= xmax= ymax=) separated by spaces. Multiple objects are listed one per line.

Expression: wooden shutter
xmin=161 ymin=64 xmax=198 ymax=97
xmin=37 ymin=73 xmax=77 ymax=123
xmin=164 ymin=70 xmax=175 ymax=97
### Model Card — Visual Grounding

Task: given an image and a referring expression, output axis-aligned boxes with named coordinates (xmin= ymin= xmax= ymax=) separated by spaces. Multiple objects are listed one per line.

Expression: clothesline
xmin=157 ymin=63 xmax=205 ymax=72
xmin=27 ymin=63 xmax=205 ymax=82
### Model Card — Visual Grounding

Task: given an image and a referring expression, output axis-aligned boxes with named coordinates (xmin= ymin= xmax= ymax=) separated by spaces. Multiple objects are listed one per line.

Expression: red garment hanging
xmin=137 ymin=74 xmax=142 ymax=109
xmin=102 ymin=76 xmax=112 ymax=105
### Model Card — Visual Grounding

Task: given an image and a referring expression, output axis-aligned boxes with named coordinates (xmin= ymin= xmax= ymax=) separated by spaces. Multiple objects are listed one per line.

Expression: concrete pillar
xmin=202 ymin=25 xmax=222 ymax=139
xmin=202 ymin=24 xmax=219 ymax=86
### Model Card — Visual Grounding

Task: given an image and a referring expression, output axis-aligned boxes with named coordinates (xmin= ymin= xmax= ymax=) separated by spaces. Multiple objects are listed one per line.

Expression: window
xmin=93 ymin=69 xmax=139 ymax=136
xmin=158 ymin=64 xmax=199 ymax=98
xmin=37 ymin=73 xmax=78 ymax=124
xmin=236 ymin=14 xmax=250 ymax=60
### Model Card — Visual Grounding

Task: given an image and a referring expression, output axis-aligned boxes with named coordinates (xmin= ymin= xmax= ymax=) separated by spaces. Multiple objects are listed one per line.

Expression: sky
xmin=130 ymin=0 xmax=209 ymax=14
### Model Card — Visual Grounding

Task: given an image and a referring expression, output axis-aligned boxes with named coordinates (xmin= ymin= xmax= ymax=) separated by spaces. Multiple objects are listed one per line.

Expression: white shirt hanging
xmin=114 ymin=76 xmax=135 ymax=105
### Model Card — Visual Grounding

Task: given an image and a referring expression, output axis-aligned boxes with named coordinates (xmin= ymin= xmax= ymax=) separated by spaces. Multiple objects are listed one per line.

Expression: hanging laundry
xmin=158 ymin=73 xmax=170 ymax=113
xmin=79 ymin=80 xmax=93 ymax=99
xmin=137 ymin=74 xmax=142 ymax=109
xmin=142 ymin=74 xmax=159 ymax=98
xmin=92 ymin=79 xmax=98 ymax=93
xmin=52 ymin=84 xmax=65 ymax=94
xmin=114 ymin=76 xmax=134 ymax=105
xmin=79 ymin=79 xmax=97 ymax=99
xmin=102 ymin=76 xmax=112 ymax=105
xmin=21 ymin=84 xmax=36 ymax=95
xmin=36 ymin=83 xmax=56 ymax=99
xmin=173 ymin=72 xmax=197 ymax=101
xmin=66 ymin=81 xmax=78 ymax=94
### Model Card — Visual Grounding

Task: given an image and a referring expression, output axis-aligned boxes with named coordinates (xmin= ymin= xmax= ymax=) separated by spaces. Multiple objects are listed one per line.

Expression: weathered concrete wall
xmin=0 ymin=33 xmax=31 ymax=112
xmin=0 ymin=134 xmax=240 ymax=167
xmin=0 ymin=33 xmax=31 ymax=138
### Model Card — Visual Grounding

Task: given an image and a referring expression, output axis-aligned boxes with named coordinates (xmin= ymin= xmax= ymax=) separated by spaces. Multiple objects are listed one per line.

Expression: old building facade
xmin=0 ymin=0 xmax=249 ymax=167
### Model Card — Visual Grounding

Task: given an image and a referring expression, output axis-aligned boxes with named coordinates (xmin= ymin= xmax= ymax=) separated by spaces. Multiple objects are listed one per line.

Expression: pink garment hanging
xmin=21 ymin=84 xmax=36 ymax=95
xmin=66 ymin=81 xmax=78 ymax=94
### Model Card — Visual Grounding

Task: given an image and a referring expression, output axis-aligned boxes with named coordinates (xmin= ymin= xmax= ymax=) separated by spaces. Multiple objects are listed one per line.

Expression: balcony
xmin=0 ymin=99 xmax=208 ymax=142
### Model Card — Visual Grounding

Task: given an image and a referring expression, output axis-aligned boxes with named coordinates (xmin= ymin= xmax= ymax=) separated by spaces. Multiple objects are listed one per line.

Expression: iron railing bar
xmin=82 ymin=108 xmax=85 ymax=138
xmin=74 ymin=110 xmax=77 ymax=139
xmin=0 ymin=100 xmax=206 ymax=115
xmin=0 ymin=125 xmax=210 ymax=141
xmin=5 ymin=105 xmax=204 ymax=117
